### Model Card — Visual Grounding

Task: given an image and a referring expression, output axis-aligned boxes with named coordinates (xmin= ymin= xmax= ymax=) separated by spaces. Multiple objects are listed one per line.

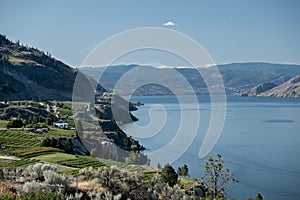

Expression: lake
xmin=121 ymin=95 xmax=300 ymax=200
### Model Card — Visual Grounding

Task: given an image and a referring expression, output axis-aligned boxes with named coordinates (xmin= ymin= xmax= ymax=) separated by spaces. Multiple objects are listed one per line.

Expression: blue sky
xmin=0 ymin=0 xmax=300 ymax=67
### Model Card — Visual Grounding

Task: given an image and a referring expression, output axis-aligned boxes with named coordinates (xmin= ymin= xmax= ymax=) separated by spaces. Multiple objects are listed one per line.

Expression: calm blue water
xmin=121 ymin=95 xmax=300 ymax=200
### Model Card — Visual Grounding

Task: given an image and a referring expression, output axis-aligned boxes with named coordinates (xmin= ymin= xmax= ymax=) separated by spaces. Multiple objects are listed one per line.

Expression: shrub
xmin=25 ymin=163 xmax=56 ymax=181
xmin=43 ymin=170 xmax=69 ymax=187
xmin=79 ymin=167 xmax=95 ymax=180
xmin=22 ymin=181 xmax=48 ymax=193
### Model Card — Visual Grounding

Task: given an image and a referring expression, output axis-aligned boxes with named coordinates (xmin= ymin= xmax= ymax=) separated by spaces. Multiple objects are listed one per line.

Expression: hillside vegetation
xmin=0 ymin=34 xmax=106 ymax=101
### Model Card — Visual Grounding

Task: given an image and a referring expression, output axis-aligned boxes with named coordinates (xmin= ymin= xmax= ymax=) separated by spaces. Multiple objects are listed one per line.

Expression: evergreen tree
xmin=181 ymin=164 xmax=189 ymax=177
xmin=177 ymin=167 xmax=182 ymax=176
xmin=161 ymin=164 xmax=178 ymax=187
xmin=255 ymin=193 xmax=263 ymax=200
xmin=201 ymin=154 xmax=238 ymax=198
xmin=157 ymin=162 xmax=162 ymax=169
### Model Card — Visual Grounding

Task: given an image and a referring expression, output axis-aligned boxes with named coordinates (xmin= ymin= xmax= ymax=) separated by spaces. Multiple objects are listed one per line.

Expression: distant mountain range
xmin=80 ymin=63 xmax=300 ymax=96
xmin=1 ymin=33 xmax=299 ymax=100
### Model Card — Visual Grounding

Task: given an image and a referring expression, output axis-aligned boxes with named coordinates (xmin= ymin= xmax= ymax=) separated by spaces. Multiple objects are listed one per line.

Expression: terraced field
xmin=0 ymin=158 xmax=39 ymax=168
xmin=0 ymin=129 xmax=158 ymax=178
xmin=0 ymin=130 xmax=40 ymax=149
xmin=32 ymin=152 xmax=104 ymax=168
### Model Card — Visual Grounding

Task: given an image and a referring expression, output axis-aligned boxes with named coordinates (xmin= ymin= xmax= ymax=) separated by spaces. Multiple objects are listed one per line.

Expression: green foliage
xmin=255 ymin=193 xmax=264 ymax=200
xmin=177 ymin=164 xmax=189 ymax=177
xmin=25 ymin=163 xmax=57 ymax=181
xmin=22 ymin=163 xmax=68 ymax=195
xmin=161 ymin=164 xmax=178 ymax=187
xmin=201 ymin=154 xmax=238 ymax=198
xmin=8 ymin=147 xmax=63 ymax=158
xmin=148 ymin=173 xmax=188 ymax=199
xmin=1 ymin=192 xmax=61 ymax=200
xmin=22 ymin=181 xmax=48 ymax=194
xmin=43 ymin=170 xmax=69 ymax=186
xmin=0 ymin=130 xmax=40 ymax=151
xmin=57 ymin=108 xmax=73 ymax=116
xmin=0 ymin=168 xmax=4 ymax=180
xmin=55 ymin=156 xmax=104 ymax=168
xmin=41 ymin=137 xmax=60 ymax=148
xmin=0 ymin=120 xmax=9 ymax=128
xmin=0 ymin=159 xmax=38 ymax=168
xmin=45 ymin=117 xmax=52 ymax=126
xmin=247 ymin=193 xmax=264 ymax=200
xmin=7 ymin=118 xmax=23 ymax=128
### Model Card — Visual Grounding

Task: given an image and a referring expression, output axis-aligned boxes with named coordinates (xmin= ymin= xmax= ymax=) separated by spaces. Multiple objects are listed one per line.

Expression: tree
xmin=181 ymin=164 xmax=189 ymax=177
xmin=157 ymin=162 xmax=162 ymax=169
xmin=32 ymin=115 xmax=38 ymax=124
xmin=177 ymin=167 xmax=182 ymax=176
xmin=161 ymin=164 xmax=178 ymax=187
xmin=201 ymin=154 xmax=238 ymax=198
xmin=7 ymin=118 xmax=23 ymax=128
xmin=66 ymin=138 xmax=73 ymax=153
xmin=177 ymin=164 xmax=189 ymax=177
xmin=255 ymin=193 xmax=263 ymax=200
xmin=46 ymin=117 xmax=52 ymax=126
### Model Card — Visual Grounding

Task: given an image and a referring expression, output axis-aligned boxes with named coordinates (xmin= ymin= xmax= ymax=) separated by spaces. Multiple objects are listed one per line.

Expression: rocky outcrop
xmin=258 ymin=74 xmax=300 ymax=97
xmin=239 ymin=82 xmax=277 ymax=97
xmin=239 ymin=74 xmax=300 ymax=97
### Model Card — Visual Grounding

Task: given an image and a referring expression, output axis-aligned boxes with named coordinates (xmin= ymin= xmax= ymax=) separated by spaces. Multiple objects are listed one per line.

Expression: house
xmin=54 ymin=122 xmax=68 ymax=129
xmin=35 ymin=127 xmax=49 ymax=134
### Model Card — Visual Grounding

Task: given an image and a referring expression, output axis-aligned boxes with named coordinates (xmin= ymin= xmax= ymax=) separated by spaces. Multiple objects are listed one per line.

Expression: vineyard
xmin=0 ymin=129 xmax=156 ymax=177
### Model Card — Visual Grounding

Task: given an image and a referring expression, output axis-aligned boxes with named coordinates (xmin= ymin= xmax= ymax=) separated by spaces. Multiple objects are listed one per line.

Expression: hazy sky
xmin=1 ymin=0 xmax=300 ymax=67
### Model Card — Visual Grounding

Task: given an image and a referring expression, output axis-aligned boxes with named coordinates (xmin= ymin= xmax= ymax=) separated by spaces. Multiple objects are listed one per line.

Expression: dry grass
xmin=0 ymin=181 xmax=21 ymax=196
xmin=69 ymin=179 xmax=106 ymax=194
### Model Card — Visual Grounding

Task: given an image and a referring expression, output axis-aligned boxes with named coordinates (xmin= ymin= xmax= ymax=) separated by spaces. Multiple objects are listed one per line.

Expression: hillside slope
xmin=258 ymin=74 xmax=300 ymax=97
xmin=0 ymin=34 xmax=88 ymax=101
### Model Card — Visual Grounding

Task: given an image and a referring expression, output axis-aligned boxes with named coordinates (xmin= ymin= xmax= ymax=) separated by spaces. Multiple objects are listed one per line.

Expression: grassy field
xmin=0 ymin=158 xmax=39 ymax=168
xmin=0 ymin=126 xmax=158 ymax=179
xmin=32 ymin=152 xmax=105 ymax=169
xmin=0 ymin=120 xmax=9 ymax=128
xmin=44 ymin=127 xmax=76 ymax=137
xmin=57 ymin=108 xmax=73 ymax=116
xmin=32 ymin=152 xmax=77 ymax=163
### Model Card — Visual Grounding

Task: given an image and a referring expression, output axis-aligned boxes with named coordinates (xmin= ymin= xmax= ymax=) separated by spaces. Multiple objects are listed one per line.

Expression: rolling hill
xmin=80 ymin=62 xmax=300 ymax=96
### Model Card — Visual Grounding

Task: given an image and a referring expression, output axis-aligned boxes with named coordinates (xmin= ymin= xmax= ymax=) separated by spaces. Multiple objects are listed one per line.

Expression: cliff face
xmin=258 ymin=74 xmax=300 ymax=97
